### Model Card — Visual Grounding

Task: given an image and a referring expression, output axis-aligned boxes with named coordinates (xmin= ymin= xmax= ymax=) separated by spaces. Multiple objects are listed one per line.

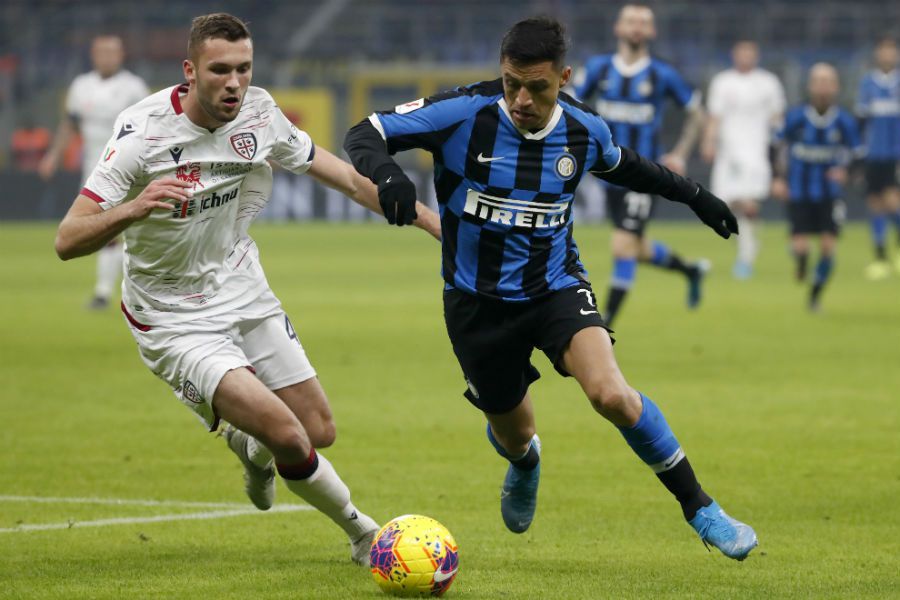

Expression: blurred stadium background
xmin=2 ymin=0 xmax=898 ymax=221
xmin=3 ymin=3 xmax=900 ymax=598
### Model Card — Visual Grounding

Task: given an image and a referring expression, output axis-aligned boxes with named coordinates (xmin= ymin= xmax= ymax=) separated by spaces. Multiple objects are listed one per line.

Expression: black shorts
xmin=788 ymin=199 xmax=845 ymax=235
xmin=865 ymin=160 xmax=900 ymax=195
xmin=443 ymin=282 xmax=611 ymax=415
xmin=607 ymin=186 xmax=657 ymax=237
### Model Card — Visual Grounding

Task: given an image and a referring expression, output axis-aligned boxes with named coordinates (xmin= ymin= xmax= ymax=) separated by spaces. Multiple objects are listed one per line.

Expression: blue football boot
xmin=487 ymin=425 xmax=541 ymax=533
xmin=689 ymin=500 xmax=758 ymax=560
xmin=688 ymin=259 xmax=711 ymax=308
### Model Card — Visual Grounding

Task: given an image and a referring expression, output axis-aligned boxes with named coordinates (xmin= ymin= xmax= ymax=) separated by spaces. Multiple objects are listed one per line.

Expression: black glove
xmin=374 ymin=165 xmax=417 ymax=226
xmin=684 ymin=185 xmax=739 ymax=239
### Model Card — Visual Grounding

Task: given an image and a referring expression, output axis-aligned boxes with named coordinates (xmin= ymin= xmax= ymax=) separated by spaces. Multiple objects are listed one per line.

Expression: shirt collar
xmin=612 ymin=54 xmax=652 ymax=77
xmin=497 ymin=98 xmax=563 ymax=141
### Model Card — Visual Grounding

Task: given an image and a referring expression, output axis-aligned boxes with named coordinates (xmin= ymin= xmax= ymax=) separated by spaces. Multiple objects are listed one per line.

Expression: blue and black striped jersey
xmin=368 ymin=79 xmax=621 ymax=302
xmin=856 ymin=70 xmax=900 ymax=161
xmin=777 ymin=105 xmax=862 ymax=202
xmin=571 ymin=54 xmax=697 ymax=159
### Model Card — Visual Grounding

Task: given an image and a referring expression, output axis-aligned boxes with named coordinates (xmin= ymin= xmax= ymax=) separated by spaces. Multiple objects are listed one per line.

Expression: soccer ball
xmin=370 ymin=514 xmax=459 ymax=597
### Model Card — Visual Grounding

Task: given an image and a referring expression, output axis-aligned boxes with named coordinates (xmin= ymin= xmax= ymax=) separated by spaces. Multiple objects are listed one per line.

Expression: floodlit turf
xmin=1 ymin=220 xmax=898 ymax=599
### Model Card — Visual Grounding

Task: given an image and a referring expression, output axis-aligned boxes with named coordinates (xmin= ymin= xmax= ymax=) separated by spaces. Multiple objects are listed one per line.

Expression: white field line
xmin=0 ymin=495 xmax=257 ymax=509
xmin=0 ymin=495 xmax=313 ymax=533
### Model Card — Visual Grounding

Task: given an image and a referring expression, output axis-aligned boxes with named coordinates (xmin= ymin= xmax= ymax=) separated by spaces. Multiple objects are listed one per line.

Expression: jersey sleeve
xmin=856 ymin=77 xmax=873 ymax=117
xmin=571 ymin=56 xmax=606 ymax=101
xmin=64 ymin=78 xmax=82 ymax=123
xmin=662 ymin=64 xmax=699 ymax=109
xmin=706 ymin=73 xmax=726 ymax=117
xmin=840 ymin=111 xmax=865 ymax=160
xmin=369 ymin=86 xmax=495 ymax=154
xmin=774 ymin=108 xmax=800 ymax=142
xmin=81 ymin=114 xmax=145 ymax=210
xmin=770 ymin=75 xmax=787 ymax=117
xmin=268 ymin=106 xmax=315 ymax=174
xmin=584 ymin=114 xmax=623 ymax=174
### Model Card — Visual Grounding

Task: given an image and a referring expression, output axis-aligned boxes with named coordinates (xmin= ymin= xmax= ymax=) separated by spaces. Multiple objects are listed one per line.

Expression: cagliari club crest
xmin=230 ymin=132 xmax=257 ymax=160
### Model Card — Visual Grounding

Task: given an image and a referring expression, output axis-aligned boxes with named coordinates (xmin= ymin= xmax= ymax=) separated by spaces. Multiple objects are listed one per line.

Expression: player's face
xmin=614 ymin=6 xmax=656 ymax=50
xmin=808 ymin=65 xmax=839 ymax=107
xmin=184 ymin=37 xmax=253 ymax=126
xmin=91 ymin=37 xmax=124 ymax=78
xmin=501 ymin=59 xmax=571 ymax=130
xmin=732 ymin=42 xmax=759 ymax=72
xmin=874 ymin=43 xmax=898 ymax=72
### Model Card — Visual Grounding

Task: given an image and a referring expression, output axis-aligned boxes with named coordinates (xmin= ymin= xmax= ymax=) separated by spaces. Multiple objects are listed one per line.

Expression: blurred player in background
xmin=571 ymin=3 xmax=707 ymax=326
xmin=772 ymin=63 xmax=862 ymax=311
xmin=856 ymin=38 xmax=900 ymax=280
xmin=54 ymin=13 xmax=440 ymax=565
xmin=39 ymin=35 xmax=149 ymax=309
xmin=346 ymin=16 xmax=757 ymax=560
xmin=703 ymin=40 xmax=785 ymax=279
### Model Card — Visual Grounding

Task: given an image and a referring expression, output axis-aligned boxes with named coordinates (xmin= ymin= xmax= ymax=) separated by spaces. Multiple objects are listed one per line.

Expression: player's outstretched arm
xmin=55 ymin=178 xmax=193 ymax=260
xmin=306 ymin=147 xmax=441 ymax=241
xmin=595 ymin=146 xmax=738 ymax=239
xmin=343 ymin=119 xmax=422 ymax=228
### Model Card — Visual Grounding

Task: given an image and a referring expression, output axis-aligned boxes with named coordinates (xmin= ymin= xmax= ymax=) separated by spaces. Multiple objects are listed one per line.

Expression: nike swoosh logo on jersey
xmin=433 ymin=567 xmax=458 ymax=583
xmin=477 ymin=153 xmax=505 ymax=163
xmin=580 ymin=309 xmax=599 ymax=316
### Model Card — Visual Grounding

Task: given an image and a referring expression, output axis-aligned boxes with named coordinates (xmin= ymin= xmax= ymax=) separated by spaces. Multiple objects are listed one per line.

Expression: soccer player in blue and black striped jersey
xmin=856 ymin=38 xmax=900 ymax=280
xmin=571 ymin=4 xmax=708 ymax=326
xmin=772 ymin=63 xmax=862 ymax=311
xmin=345 ymin=16 xmax=757 ymax=560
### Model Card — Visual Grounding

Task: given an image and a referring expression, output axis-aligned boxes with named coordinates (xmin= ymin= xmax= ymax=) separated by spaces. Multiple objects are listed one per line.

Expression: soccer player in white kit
xmin=702 ymin=41 xmax=785 ymax=279
xmin=40 ymin=35 xmax=150 ymax=309
xmin=54 ymin=13 xmax=440 ymax=566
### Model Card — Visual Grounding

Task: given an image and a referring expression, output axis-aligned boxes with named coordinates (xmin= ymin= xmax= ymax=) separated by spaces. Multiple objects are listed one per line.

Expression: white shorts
xmin=124 ymin=304 xmax=316 ymax=431
xmin=711 ymin=156 xmax=772 ymax=203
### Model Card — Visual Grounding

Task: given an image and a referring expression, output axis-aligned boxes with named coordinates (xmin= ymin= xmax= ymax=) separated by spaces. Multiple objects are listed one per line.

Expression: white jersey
xmin=82 ymin=84 xmax=315 ymax=327
xmin=65 ymin=69 xmax=149 ymax=181
xmin=707 ymin=68 xmax=785 ymax=163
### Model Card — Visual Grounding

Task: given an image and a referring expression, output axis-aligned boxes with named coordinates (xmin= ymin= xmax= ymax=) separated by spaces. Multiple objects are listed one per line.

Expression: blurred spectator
xmin=10 ymin=117 xmax=50 ymax=172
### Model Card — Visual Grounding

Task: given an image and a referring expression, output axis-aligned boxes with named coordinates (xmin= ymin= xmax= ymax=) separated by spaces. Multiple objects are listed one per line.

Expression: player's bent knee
xmin=492 ymin=424 xmax=535 ymax=452
xmin=260 ymin=423 xmax=310 ymax=460
xmin=586 ymin=382 xmax=632 ymax=419
xmin=309 ymin=419 xmax=337 ymax=449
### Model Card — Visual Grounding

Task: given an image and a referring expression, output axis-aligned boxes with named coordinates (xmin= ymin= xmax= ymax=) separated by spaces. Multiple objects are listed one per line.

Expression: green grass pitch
xmin=1 ymin=220 xmax=898 ymax=599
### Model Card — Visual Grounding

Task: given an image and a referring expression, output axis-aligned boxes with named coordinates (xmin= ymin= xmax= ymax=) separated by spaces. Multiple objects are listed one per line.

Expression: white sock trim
xmin=650 ymin=447 xmax=685 ymax=474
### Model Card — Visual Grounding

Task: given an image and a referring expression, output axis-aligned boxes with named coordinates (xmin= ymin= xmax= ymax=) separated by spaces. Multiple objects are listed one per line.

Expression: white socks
xmin=281 ymin=452 xmax=373 ymax=539
xmin=736 ymin=217 xmax=758 ymax=265
xmin=94 ymin=242 xmax=124 ymax=299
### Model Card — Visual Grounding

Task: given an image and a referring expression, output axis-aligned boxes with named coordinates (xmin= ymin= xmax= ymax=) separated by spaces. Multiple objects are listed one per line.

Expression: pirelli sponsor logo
xmin=595 ymin=100 xmax=656 ymax=124
xmin=868 ymin=98 xmax=900 ymax=117
xmin=790 ymin=144 xmax=844 ymax=164
xmin=464 ymin=189 xmax=569 ymax=229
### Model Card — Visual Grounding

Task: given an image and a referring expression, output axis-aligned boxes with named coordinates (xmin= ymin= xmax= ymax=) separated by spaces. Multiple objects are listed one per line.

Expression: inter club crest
xmin=230 ymin=132 xmax=257 ymax=160
xmin=555 ymin=152 xmax=577 ymax=180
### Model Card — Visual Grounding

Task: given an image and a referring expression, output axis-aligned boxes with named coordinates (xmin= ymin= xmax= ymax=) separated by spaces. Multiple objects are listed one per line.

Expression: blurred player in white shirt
xmin=54 ymin=13 xmax=440 ymax=566
xmin=702 ymin=41 xmax=785 ymax=279
xmin=40 ymin=35 xmax=150 ymax=309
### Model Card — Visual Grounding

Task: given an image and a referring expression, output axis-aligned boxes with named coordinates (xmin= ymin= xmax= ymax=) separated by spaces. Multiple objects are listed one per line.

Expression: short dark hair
xmin=875 ymin=37 xmax=897 ymax=49
xmin=188 ymin=13 xmax=251 ymax=59
xmin=617 ymin=3 xmax=653 ymax=20
xmin=500 ymin=16 xmax=569 ymax=69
